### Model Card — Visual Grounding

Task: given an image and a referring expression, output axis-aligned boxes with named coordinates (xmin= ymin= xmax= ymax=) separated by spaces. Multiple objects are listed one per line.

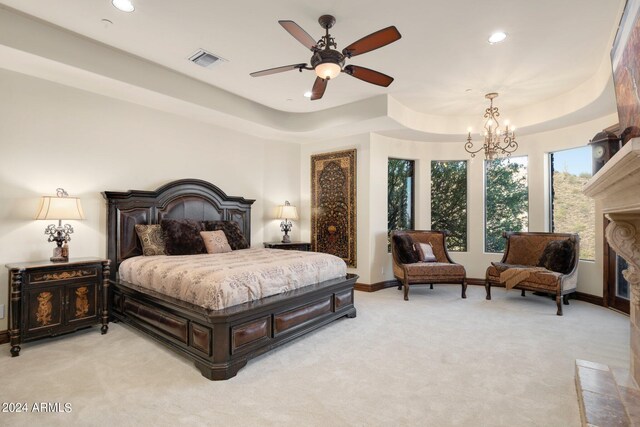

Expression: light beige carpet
xmin=0 ymin=286 xmax=629 ymax=426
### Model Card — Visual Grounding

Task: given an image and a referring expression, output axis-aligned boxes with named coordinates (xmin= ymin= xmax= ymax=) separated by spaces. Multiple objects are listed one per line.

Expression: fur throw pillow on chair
xmin=392 ymin=234 xmax=421 ymax=264
xmin=537 ymin=239 xmax=575 ymax=274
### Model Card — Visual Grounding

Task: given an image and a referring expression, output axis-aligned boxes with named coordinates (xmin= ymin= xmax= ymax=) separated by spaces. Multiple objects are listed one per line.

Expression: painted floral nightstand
xmin=5 ymin=257 xmax=110 ymax=356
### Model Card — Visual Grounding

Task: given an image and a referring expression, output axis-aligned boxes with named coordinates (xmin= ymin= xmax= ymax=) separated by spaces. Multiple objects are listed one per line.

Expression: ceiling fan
xmin=250 ymin=15 xmax=401 ymax=100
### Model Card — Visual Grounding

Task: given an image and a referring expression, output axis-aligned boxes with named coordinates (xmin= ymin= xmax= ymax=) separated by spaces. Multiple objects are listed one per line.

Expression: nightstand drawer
xmin=28 ymin=267 xmax=98 ymax=284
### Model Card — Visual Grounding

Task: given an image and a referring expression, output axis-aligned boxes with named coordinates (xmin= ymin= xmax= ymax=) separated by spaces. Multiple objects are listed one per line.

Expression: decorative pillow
xmin=200 ymin=230 xmax=232 ymax=254
xmin=392 ymin=234 xmax=421 ymax=264
xmin=415 ymin=242 xmax=437 ymax=262
xmin=134 ymin=224 xmax=166 ymax=256
xmin=201 ymin=220 xmax=249 ymax=250
xmin=160 ymin=219 xmax=206 ymax=255
xmin=537 ymin=239 xmax=575 ymax=274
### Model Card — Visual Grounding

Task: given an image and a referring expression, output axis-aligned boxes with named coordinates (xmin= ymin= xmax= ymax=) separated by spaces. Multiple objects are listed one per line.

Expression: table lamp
xmin=35 ymin=188 xmax=85 ymax=262
xmin=275 ymin=201 xmax=298 ymax=243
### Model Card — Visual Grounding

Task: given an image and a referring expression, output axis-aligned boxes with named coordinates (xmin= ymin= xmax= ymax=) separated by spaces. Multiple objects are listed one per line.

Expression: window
xmin=549 ymin=146 xmax=595 ymax=260
xmin=431 ymin=160 xmax=468 ymax=251
xmin=485 ymin=156 xmax=529 ymax=253
xmin=388 ymin=158 xmax=415 ymax=251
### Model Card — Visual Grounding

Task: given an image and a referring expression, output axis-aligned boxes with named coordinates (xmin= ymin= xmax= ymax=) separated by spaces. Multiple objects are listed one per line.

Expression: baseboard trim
xmin=575 ymin=292 xmax=605 ymax=307
xmin=355 ymin=280 xmax=398 ymax=292
xmin=355 ymin=281 xmax=606 ymax=309
xmin=0 ymin=330 xmax=8 ymax=345
xmin=357 ymin=278 xmax=487 ymax=292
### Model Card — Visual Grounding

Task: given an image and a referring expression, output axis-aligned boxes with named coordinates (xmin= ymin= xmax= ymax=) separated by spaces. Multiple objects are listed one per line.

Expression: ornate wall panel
xmin=311 ymin=149 xmax=357 ymax=267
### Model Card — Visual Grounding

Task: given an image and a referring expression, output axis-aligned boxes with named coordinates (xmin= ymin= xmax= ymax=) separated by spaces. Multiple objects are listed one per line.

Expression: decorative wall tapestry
xmin=311 ymin=149 xmax=357 ymax=267
xmin=612 ymin=0 xmax=640 ymax=143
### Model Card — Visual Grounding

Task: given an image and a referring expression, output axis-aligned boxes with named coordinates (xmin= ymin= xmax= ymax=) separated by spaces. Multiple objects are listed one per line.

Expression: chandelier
xmin=464 ymin=92 xmax=518 ymax=160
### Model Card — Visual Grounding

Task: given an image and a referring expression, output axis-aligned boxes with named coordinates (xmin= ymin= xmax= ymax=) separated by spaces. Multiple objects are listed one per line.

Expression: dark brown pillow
xmin=160 ymin=219 xmax=206 ymax=255
xmin=201 ymin=220 xmax=249 ymax=250
xmin=537 ymin=239 xmax=575 ymax=274
xmin=392 ymin=234 xmax=421 ymax=264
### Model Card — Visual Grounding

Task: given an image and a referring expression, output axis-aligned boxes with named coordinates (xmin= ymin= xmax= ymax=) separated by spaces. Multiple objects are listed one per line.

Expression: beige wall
xmin=0 ymin=69 xmax=301 ymax=331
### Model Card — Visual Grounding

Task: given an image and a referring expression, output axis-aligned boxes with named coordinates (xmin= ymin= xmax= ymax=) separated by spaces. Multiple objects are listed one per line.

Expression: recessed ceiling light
xmin=488 ymin=31 xmax=507 ymax=44
xmin=303 ymin=91 xmax=312 ymax=98
xmin=112 ymin=0 xmax=134 ymax=12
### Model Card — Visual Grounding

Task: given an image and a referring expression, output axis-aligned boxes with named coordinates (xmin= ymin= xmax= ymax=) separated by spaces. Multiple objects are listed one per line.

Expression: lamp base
xmin=281 ymin=234 xmax=291 ymax=243
xmin=50 ymin=247 xmax=68 ymax=263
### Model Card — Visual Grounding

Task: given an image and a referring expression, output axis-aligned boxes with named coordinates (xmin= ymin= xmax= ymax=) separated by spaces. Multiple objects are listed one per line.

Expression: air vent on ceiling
xmin=188 ymin=49 xmax=227 ymax=68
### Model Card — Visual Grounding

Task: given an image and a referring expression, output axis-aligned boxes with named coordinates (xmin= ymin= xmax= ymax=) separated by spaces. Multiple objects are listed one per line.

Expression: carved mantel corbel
xmin=606 ymin=215 xmax=640 ymax=305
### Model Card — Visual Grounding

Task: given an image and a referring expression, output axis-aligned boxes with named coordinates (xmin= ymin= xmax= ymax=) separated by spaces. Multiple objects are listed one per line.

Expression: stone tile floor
xmin=576 ymin=359 xmax=640 ymax=426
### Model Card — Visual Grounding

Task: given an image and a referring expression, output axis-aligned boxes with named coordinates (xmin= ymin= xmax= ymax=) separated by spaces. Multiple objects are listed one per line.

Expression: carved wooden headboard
xmin=102 ymin=179 xmax=255 ymax=279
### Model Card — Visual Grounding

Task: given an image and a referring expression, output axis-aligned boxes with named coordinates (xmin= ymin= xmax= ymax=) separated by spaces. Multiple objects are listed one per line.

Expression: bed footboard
xmin=110 ymin=274 xmax=357 ymax=380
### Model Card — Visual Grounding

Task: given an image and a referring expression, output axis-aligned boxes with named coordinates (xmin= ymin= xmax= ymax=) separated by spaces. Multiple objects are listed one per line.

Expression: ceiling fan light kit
xmin=250 ymin=14 xmax=401 ymax=100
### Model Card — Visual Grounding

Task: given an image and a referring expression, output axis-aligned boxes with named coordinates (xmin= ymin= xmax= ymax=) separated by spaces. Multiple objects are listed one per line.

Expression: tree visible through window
xmin=431 ymin=161 xmax=467 ymax=251
xmin=388 ymin=158 xmax=415 ymax=251
xmin=550 ymin=146 xmax=594 ymax=260
xmin=485 ymin=157 xmax=529 ymax=253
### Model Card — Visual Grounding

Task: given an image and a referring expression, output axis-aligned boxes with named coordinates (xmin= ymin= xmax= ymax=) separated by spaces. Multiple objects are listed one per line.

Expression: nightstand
xmin=263 ymin=242 xmax=311 ymax=251
xmin=5 ymin=257 xmax=110 ymax=357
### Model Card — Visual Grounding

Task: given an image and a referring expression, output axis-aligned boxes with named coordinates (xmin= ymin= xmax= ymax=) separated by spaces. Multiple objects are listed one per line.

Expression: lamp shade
xmin=275 ymin=204 xmax=299 ymax=220
xmin=35 ymin=196 xmax=85 ymax=220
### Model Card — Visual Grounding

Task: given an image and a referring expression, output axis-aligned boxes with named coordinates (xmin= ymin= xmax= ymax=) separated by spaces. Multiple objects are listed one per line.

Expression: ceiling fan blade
xmin=342 ymin=26 xmax=401 ymax=58
xmin=250 ymin=63 xmax=307 ymax=77
xmin=311 ymin=77 xmax=327 ymax=100
xmin=279 ymin=20 xmax=317 ymax=51
xmin=343 ymin=65 xmax=394 ymax=87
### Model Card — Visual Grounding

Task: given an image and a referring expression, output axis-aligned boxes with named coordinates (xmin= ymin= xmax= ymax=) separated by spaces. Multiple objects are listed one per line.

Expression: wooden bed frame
xmin=103 ymin=179 xmax=357 ymax=380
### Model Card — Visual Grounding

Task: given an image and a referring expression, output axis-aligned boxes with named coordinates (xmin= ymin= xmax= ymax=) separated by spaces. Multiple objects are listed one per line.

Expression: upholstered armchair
xmin=391 ymin=230 xmax=467 ymax=301
xmin=485 ymin=231 xmax=580 ymax=315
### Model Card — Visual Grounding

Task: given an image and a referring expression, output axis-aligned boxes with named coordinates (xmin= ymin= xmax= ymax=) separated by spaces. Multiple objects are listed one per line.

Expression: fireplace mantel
xmin=584 ymin=138 xmax=640 ymax=214
xmin=584 ymin=137 xmax=640 ymax=386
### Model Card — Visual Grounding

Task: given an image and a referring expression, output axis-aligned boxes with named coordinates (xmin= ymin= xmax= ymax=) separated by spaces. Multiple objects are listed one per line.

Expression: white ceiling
xmin=0 ymin=0 xmax=625 ymax=118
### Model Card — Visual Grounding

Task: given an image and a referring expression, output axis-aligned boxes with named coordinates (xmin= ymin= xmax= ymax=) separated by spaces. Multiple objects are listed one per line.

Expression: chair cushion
xmin=393 ymin=234 xmax=421 ymax=264
xmin=537 ymin=239 xmax=575 ymax=274
xmin=487 ymin=264 xmax=563 ymax=291
xmin=404 ymin=262 xmax=466 ymax=278
xmin=490 ymin=262 xmax=532 ymax=274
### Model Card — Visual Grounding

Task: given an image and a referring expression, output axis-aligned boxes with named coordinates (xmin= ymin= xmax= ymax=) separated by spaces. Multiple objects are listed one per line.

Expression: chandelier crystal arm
xmin=464 ymin=132 xmax=486 ymax=157
xmin=464 ymin=92 xmax=518 ymax=160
